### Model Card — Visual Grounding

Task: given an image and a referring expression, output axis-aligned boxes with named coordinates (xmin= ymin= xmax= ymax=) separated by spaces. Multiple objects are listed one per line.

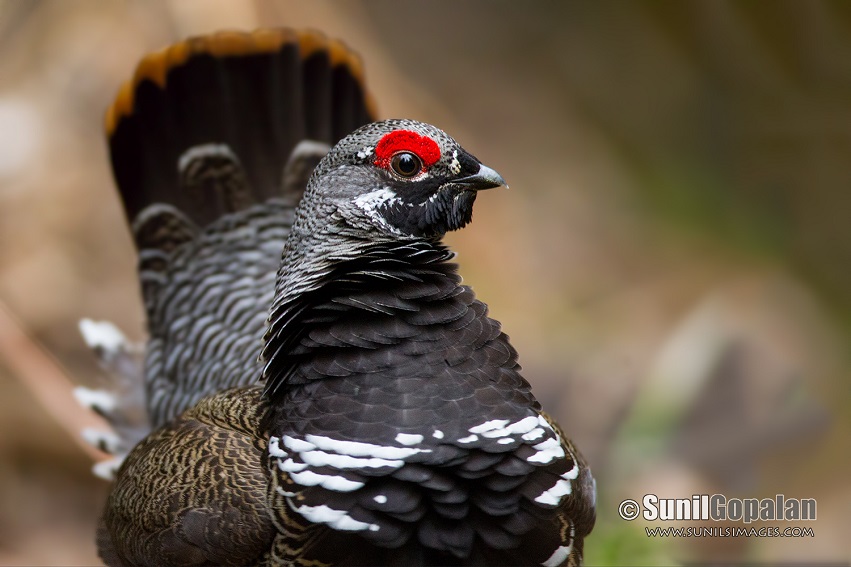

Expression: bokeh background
xmin=0 ymin=1 xmax=849 ymax=564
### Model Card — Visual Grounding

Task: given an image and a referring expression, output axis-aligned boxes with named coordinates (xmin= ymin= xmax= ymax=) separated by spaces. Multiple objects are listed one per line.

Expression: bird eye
xmin=390 ymin=152 xmax=423 ymax=178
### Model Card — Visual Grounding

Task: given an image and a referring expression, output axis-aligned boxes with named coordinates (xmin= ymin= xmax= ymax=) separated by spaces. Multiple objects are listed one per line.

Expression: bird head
xmin=304 ymin=119 xmax=505 ymax=240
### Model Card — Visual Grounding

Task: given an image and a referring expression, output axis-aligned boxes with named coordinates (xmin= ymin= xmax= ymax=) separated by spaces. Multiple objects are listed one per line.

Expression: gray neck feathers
xmin=261 ymin=190 xmax=455 ymax=399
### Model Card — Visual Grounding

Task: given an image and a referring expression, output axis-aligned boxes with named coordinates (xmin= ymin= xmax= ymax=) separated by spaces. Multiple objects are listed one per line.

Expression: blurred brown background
xmin=0 ymin=1 xmax=849 ymax=564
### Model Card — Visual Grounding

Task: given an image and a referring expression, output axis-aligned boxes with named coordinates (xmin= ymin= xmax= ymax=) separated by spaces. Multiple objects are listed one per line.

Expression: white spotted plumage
xmin=356 ymin=145 xmax=374 ymax=160
xmin=287 ymin=470 xmax=365 ymax=492
xmin=526 ymin=437 xmax=566 ymax=464
xmin=302 ymin=434 xmax=433 ymax=460
xmin=353 ymin=187 xmax=406 ymax=235
xmin=395 ymin=433 xmax=424 ymax=445
xmin=78 ymin=319 xmax=126 ymax=354
xmin=449 ymin=148 xmax=461 ymax=174
xmin=288 ymin=502 xmax=379 ymax=532
xmin=522 ymin=427 xmax=546 ymax=441
xmin=470 ymin=415 xmax=539 ymax=438
xmin=74 ymin=386 xmax=118 ymax=414
xmin=541 ymin=543 xmax=573 ymax=567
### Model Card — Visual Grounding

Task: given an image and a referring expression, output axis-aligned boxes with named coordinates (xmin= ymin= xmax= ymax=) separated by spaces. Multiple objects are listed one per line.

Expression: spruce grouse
xmin=82 ymin=28 xmax=596 ymax=567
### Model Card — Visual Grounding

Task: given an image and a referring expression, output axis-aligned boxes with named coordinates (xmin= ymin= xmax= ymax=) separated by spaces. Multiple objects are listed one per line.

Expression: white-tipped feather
xmin=76 ymin=318 xmax=150 ymax=483
xmin=73 ymin=386 xmax=117 ymax=415
xmin=92 ymin=456 xmax=125 ymax=481
xmin=81 ymin=427 xmax=122 ymax=455
xmin=79 ymin=319 xmax=126 ymax=354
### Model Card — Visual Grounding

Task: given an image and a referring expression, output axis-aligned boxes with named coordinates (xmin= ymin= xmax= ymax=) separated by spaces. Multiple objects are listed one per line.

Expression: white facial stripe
xmin=449 ymin=149 xmax=461 ymax=174
xmin=353 ymin=187 xmax=404 ymax=235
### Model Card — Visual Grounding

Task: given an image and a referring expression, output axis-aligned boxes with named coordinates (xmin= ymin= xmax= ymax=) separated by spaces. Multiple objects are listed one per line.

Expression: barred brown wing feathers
xmin=100 ymin=387 xmax=273 ymax=567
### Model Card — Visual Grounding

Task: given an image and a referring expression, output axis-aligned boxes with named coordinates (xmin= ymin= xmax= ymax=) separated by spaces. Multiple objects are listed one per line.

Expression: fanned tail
xmin=107 ymin=28 xmax=377 ymax=234
xmin=80 ymin=28 xmax=377 ymax=447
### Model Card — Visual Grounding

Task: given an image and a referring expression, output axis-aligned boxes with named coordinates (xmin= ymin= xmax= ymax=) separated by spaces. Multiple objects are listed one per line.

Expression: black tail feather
xmin=107 ymin=29 xmax=377 ymax=237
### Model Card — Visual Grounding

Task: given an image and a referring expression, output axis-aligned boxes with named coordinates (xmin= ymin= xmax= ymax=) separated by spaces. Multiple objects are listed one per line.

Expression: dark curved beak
xmin=454 ymin=163 xmax=506 ymax=191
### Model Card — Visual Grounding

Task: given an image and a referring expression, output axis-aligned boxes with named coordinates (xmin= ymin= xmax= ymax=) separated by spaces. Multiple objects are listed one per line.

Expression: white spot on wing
xmin=534 ymin=478 xmax=573 ymax=505
xmin=526 ymin=437 xmax=566 ymax=464
xmin=282 ymin=435 xmax=317 ymax=453
xmin=289 ymin=502 xmax=379 ymax=532
xmin=541 ymin=544 xmax=573 ymax=567
xmin=298 ymin=449 xmax=404 ymax=470
xmin=522 ymin=428 xmax=545 ymax=441
xmin=268 ymin=436 xmax=288 ymax=458
xmin=534 ymin=463 xmax=580 ymax=506
xmin=395 ymin=433 xmax=424 ymax=446
xmin=476 ymin=416 xmax=540 ymax=439
xmin=304 ymin=434 xmax=431 ymax=460
xmin=457 ymin=434 xmax=478 ymax=444
xmin=564 ymin=462 xmax=580 ymax=480
xmin=469 ymin=419 xmax=510 ymax=434
xmin=289 ymin=469 xmax=365 ymax=492
xmin=276 ymin=458 xmax=308 ymax=473
xmin=373 ymin=495 xmax=388 ymax=504
xmin=433 ymin=430 xmax=444 ymax=439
